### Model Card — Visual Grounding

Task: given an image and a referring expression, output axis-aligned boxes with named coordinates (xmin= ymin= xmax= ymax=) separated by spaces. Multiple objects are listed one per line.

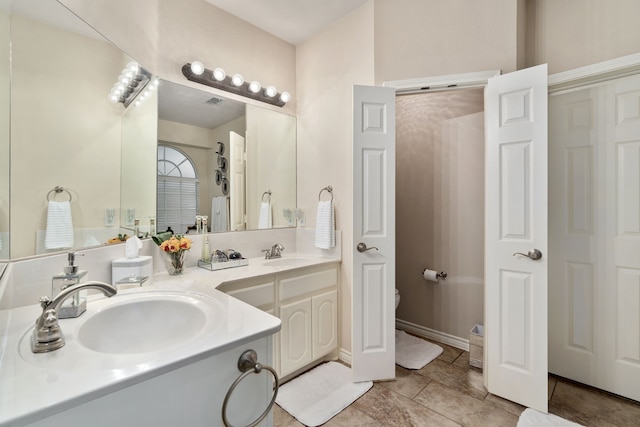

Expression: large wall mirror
xmin=4 ymin=0 xmax=296 ymax=260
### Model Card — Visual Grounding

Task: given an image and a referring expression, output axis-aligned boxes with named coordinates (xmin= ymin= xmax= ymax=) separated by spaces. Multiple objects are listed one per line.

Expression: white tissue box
xmin=112 ymin=256 xmax=153 ymax=287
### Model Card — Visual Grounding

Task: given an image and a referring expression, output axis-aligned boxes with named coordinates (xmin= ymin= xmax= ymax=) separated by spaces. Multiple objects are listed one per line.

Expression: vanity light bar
xmin=182 ymin=62 xmax=290 ymax=107
xmin=108 ymin=62 xmax=152 ymax=108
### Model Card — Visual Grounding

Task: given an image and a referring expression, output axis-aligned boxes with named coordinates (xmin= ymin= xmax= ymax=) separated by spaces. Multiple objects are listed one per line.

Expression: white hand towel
xmin=44 ymin=200 xmax=74 ymax=249
xmin=258 ymin=201 xmax=272 ymax=229
xmin=211 ymin=196 xmax=229 ymax=232
xmin=315 ymin=200 xmax=335 ymax=249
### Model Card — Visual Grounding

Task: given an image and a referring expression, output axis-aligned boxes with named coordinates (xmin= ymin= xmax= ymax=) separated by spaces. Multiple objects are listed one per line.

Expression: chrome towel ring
xmin=262 ymin=190 xmax=271 ymax=202
xmin=318 ymin=185 xmax=333 ymax=201
xmin=222 ymin=349 xmax=279 ymax=427
xmin=47 ymin=186 xmax=72 ymax=202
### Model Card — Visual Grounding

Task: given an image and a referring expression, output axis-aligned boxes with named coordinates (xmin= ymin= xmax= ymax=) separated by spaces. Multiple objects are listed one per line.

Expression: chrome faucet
xmin=31 ymin=281 xmax=117 ymax=353
xmin=262 ymin=243 xmax=284 ymax=259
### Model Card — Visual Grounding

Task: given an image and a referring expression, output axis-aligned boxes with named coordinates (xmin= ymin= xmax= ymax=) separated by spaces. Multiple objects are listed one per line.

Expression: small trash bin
xmin=469 ymin=324 xmax=484 ymax=369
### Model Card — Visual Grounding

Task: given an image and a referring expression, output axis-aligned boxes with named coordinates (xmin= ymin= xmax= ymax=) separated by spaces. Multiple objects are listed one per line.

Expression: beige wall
xmin=245 ymin=105 xmax=296 ymax=230
xmin=296 ymin=2 xmax=375 ymax=355
xmin=0 ymin=8 xmax=9 ymax=258
xmin=526 ymin=0 xmax=640 ymax=74
xmin=10 ymin=15 xmax=123 ymax=257
xmin=121 ymin=89 xmax=158 ymax=231
xmin=60 ymin=0 xmax=297 ymax=116
xmin=373 ymin=0 xmax=520 ymax=83
xmin=396 ymin=89 xmax=485 ymax=339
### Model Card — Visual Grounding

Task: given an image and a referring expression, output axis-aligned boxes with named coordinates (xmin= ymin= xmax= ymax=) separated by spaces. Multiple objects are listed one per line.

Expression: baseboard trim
xmin=338 ymin=348 xmax=352 ymax=366
xmin=396 ymin=319 xmax=470 ymax=352
xmin=338 ymin=322 xmax=468 ymax=366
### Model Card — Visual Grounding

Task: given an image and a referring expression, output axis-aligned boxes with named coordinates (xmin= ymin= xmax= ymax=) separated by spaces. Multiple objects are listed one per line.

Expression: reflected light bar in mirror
xmin=182 ymin=63 xmax=290 ymax=107
xmin=108 ymin=62 xmax=152 ymax=107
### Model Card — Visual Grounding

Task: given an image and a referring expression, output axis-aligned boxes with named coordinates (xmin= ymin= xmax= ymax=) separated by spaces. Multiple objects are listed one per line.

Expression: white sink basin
xmin=19 ymin=291 xmax=224 ymax=369
xmin=263 ymin=257 xmax=313 ymax=267
xmin=77 ymin=295 xmax=209 ymax=354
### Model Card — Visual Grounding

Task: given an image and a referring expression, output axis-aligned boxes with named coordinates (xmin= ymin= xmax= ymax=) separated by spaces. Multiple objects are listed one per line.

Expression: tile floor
xmin=274 ymin=337 xmax=640 ymax=427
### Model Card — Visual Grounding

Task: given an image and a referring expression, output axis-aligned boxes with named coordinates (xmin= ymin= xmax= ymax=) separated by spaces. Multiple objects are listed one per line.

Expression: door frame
xmin=383 ymin=51 xmax=640 ymax=401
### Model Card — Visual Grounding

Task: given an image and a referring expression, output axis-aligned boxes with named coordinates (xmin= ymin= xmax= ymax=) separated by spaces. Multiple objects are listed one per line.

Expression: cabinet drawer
xmin=220 ymin=280 xmax=275 ymax=309
xmin=279 ymin=265 xmax=338 ymax=302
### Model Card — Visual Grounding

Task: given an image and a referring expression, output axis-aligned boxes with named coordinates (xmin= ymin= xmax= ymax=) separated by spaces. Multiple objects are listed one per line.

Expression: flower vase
xmin=165 ymin=250 xmax=186 ymax=275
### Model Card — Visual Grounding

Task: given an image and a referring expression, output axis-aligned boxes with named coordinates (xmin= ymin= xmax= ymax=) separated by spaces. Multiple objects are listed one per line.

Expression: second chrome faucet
xmin=262 ymin=243 xmax=284 ymax=259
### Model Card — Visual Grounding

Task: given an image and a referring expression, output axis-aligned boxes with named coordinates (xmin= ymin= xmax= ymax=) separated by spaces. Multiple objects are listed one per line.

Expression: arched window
xmin=157 ymin=144 xmax=199 ymax=234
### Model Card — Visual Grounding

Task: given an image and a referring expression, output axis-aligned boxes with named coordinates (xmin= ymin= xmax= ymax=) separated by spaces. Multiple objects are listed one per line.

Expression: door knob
xmin=513 ymin=249 xmax=542 ymax=260
xmin=357 ymin=242 xmax=379 ymax=253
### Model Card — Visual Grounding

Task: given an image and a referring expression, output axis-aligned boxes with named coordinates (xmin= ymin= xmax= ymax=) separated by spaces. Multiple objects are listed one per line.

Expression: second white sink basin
xmin=77 ymin=294 xmax=211 ymax=354
xmin=263 ymin=257 xmax=313 ymax=267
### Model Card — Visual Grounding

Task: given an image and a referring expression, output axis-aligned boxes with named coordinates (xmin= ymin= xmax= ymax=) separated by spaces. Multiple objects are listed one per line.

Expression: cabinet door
xmin=312 ymin=289 xmax=338 ymax=359
xmin=280 ymin=298 xmax=312 ymax=376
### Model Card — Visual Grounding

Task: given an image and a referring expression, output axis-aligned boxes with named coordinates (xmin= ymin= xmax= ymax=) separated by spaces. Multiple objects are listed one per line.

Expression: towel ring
xmin=47 ymin=186 xmax=72 ymax=202
xmin=262 ymin=190 xmax=271 ymax=202
xmin=318 ymin=185 xmax=333 ymax=202
xmin=222 ymin=349 xmax=279 ymax=427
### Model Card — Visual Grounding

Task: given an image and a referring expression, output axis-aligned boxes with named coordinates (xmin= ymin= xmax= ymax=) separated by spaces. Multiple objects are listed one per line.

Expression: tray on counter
xmin=197 ymin=258 xmax=249 ymax=271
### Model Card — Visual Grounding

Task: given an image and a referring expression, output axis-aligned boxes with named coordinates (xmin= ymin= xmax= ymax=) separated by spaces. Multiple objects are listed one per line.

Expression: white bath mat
xmin=395 ymin=329 xmax=443 ymax=369
xmin=275 ymin=361 xmax=372 ymax=427
xmin=518 ymin=408 xmax=584 ymax=426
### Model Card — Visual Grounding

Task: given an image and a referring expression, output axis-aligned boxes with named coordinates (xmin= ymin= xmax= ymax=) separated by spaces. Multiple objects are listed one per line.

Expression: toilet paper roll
xmin=423 ymin=268 xmax=439 ymax=282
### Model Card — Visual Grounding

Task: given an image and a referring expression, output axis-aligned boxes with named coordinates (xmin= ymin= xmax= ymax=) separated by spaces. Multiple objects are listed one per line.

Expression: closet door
xmin=550 ymin=73 xmax=640 ymax=402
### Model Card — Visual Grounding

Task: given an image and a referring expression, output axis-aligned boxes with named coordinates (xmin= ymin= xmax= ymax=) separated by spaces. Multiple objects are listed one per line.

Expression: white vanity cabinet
xmin=278 ymin=265 xmax=338 ymax=377
xmin=218 ymin=262 xmax=339 ymax=379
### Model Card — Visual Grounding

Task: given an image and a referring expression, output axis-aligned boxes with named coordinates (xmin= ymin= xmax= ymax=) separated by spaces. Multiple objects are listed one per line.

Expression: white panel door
xmin=548 ymin=73 xmax=640 ymax=402
xmin=485 ymin=64 xmax=548 ymax=412
xmin=229 ymin=131 xmax=246 ymax=231
xmin=352 ymin=85 xmax=396 ymax=382
xmin=548 ymin=85 xmax=600 ymax=383
xmin=605 ymin=74 xmax=640 ymax=400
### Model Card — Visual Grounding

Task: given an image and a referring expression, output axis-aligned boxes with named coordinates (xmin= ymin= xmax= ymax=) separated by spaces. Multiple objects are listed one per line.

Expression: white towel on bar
xmin=211 ymin=196 xmax=229 ymax=232
xmin=258 ymin=201 xmax=272 ymax=229
xmin=44 ymin=200 xmax=74 ymax=249
xmin=315 ymin=200 xmax=335 ymax=249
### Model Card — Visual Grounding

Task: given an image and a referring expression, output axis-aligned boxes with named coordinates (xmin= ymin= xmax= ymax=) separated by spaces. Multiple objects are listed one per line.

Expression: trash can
xmin=469 ymin=324 xmax=484 ymax=369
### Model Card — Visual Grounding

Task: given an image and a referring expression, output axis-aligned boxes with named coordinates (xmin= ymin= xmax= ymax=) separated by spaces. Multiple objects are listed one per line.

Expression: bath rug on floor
xmin=275 ymin=361 xmax=372 ymax=427
xmin=395 ymin=329 xmax=443 ymax=369
xmin=518 ymin=408 xmax=584 ymax=426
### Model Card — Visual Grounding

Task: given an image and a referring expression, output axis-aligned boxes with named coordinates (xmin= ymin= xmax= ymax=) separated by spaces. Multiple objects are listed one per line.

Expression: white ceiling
xmin=204 ymin=0 xmax=369 ymax=45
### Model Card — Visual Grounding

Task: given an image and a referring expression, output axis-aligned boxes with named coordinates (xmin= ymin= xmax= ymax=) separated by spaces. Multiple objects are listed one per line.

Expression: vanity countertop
xmin=0 ymin=253 xmax=339 ymax=426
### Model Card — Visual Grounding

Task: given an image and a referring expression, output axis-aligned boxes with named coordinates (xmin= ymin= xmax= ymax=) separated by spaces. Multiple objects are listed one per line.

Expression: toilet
xmin=395 ymin=288 xmax=400 ymax=309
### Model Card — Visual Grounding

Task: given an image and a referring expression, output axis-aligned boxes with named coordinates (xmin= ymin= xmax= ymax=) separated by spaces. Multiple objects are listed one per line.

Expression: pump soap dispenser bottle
xmin=52 ymin=252 xmax=88 ymax=318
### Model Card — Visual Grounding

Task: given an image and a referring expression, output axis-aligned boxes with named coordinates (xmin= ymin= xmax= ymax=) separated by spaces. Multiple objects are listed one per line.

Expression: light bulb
xmin=279 ymin=91 xmax=291 ymax=103
xmin=231 ymin=73 xmax=244 ymax=87
xmin=265 ymin=86 xmax=277 ymax=97
xmin=249 ymin=80 xmax=261 ymax=93
xmin=119 ymin=74 xmax=131 ymax=85
xmin=127 ymin=61 xmax=139 ymax=73
xmin=108 ymin=93 xmax=119 ymax=103
xmin=213 ymin=67 xmax=226 ymax=81
xmin=190 ymin=61 xmax=205 ymax=75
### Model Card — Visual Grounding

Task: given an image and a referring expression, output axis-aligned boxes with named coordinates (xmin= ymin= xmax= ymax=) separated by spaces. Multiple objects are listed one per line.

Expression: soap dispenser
xmin=52 ymin=251 xmax=88 ymax=318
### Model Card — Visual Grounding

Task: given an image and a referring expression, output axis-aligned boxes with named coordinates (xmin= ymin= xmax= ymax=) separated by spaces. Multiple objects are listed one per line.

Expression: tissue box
xmin=112 ymin=256 xmax=153 ymax=287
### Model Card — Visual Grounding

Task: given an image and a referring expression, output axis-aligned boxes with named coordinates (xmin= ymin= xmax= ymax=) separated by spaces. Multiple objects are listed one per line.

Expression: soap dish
xmin=197 ymin=258 xmax=249 ymax=271
xmin=115 ymin=275 xmax=149 ymax=288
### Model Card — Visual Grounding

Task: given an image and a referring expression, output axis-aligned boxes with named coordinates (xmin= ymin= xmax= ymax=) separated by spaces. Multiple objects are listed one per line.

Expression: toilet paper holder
xmin=422 ymin=268 xmax=447 ymax=280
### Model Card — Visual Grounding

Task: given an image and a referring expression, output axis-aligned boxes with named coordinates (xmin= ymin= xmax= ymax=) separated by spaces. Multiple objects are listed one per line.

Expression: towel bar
xmin=318 ymin=185 xmax=333 ymax=201
xmin=47 ymin=186 xmax=72 ymax=202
